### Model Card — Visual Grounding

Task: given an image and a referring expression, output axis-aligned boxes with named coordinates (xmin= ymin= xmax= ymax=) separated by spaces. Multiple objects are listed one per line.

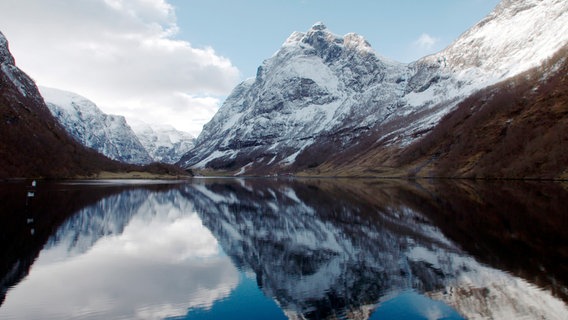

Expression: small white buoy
xmin=31 ymin=180 xmax=37 ymax=187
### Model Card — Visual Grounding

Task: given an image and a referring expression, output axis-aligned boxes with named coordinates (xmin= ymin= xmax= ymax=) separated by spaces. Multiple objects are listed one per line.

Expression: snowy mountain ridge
xmin=437 ymin=0 xmax=568 ymax=77
xmin=0 ymin=32 xmax=40 ymax=101
xmin=179 ymin=0 xmax=568 ymax=175
xmin=40 ymin=87 xmax=154 ymax=165
xmin=129 ymin=120 xmax=195 ymax=164
xmin=40 ymin=87 xmax=195 ymax=165
xmin=0 ymin=32 xmax=12 ymax=64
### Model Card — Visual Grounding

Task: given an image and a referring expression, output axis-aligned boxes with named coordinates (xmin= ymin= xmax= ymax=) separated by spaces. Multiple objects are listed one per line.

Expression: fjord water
xmin=0 ymin=179 xmax=567 ymax=319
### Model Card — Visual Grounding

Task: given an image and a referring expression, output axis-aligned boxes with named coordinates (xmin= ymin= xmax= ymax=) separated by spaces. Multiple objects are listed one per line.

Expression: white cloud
xmin=414 ymin=33 xmax=439 ymax=50
xmin=401 ymin=33 xmax=442 ymax=62
xmin=0 ymin=0 xmax=240 ymax=135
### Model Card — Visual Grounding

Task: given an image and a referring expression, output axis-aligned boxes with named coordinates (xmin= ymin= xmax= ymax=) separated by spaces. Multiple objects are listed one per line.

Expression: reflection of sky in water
xmin=371 ymin=292 xmax=464 ymax=320
xmin=0 ymin=196 xmax=240 ymax=320
xmin=178 ymin=274 xmax=287 ymax=320
xmin=2 ymin=180 xmax=567 ymax=320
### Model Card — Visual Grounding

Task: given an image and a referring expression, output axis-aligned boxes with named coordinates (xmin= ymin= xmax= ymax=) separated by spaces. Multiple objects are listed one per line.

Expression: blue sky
xmin=170 ymin=0 xmax=501 ymax=78
xmin=0 ymin=0 xmax=500 ymax=134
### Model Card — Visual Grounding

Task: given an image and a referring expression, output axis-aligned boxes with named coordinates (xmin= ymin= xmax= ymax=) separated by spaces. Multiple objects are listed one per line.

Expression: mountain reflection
xmin=185 ymin=178 xmax=568 ymax=320
xmin=0 ymin=179 xmax=567 ymax=320
xmin=0 ymin=183 xmax=239 ymax=320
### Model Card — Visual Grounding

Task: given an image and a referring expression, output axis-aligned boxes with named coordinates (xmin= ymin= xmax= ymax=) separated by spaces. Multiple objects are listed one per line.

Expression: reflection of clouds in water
xmin=101 ymin=213 xmax=221 ymax=262
xmin=1 ymin=204 xmax=239 ymax=320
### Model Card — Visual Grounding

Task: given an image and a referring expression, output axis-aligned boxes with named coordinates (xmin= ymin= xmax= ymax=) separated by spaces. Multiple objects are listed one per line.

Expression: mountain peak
xmin=310 ymin=21 xmax=327 ymax=31
xmin=282 ymin=23 xmax=374 ymax=56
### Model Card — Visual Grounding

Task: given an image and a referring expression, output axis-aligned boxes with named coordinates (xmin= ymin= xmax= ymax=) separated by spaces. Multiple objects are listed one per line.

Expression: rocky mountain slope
xmin=0 ymin=31 xmax=126 ymax=178
xmin=179 ymin=0 xmax=568 ymax=178
xmin=40 ymin=87 xmax=153 ymax=165
xmin=130 ymin=121 xmax=195 ymax=164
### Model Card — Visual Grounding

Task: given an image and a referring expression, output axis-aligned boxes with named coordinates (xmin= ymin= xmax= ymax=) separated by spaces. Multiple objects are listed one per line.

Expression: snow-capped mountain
xmin=179 ymin=22 xmax=409 ymax=172
xmin=179 ymin=0 xmax=568 ymax=176
xmin=40 ymin=87 xmax=153 ymax=165
xmin=129 ymin=120 xmax=195 ymax=164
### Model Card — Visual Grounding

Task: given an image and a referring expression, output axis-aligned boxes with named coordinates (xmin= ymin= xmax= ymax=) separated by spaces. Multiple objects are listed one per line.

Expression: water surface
xmin=0 ymin=178 xmax=566 ymax=319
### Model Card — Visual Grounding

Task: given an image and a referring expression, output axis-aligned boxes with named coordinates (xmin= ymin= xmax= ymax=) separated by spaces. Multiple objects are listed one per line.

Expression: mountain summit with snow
xmin=179 ymin=0 xmax=568 ymax=177
xmin=179 ymin=22 xmax=409 ymax=172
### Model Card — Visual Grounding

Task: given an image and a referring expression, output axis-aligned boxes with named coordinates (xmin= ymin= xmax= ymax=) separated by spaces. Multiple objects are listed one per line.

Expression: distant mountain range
xmin=40 ymin=87 xmax=195 ymax=165
xmin=40 ymin=87 xmax=154 ymax=165
xmin=129 ymin=120 xmax=195 ymax=165
xmin=179 ymin=0 xmax=568 ymax=179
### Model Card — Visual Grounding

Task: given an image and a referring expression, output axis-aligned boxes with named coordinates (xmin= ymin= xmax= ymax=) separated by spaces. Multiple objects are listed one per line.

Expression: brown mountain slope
xmin=398 ymin=47 xmax=568 ymax=179
xmin=0 ymin=71 xmax=124 ymax=178
xmin=301 ymin=47 xmax=568 ymax=180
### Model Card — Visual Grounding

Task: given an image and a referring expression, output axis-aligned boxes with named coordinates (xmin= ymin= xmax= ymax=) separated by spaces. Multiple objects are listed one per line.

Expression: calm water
xmin=0 ymin=178 xmax=567 ymax=320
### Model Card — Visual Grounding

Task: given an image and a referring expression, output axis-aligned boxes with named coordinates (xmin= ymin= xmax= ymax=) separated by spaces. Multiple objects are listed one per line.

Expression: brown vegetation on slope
xmin=0 ymin=33 xmax=188 ymax=179
xmin=399 ymin=47 xmax=568 ymax=179
xmin=0 ymin=72 xmax=117 ymax=178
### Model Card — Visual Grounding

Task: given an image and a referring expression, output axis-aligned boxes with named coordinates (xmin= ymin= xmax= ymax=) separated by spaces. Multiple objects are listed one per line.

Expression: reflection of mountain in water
xmin=185 ymin=179 xmax=568 ymax=320
xmin=43 ymin=189 xmax=148 ymax=258
xmin=0 ymin=182 xmax=188 ymax=307
xmin=0 ymin=182 xmax=129 ymax=306
xmin=1 ymin=183 xmax=238 ymax=320
xmin=42 ymin=187 xmax=198 ymax=259
xmin=2 ymin=179 xmax=567 ymax=320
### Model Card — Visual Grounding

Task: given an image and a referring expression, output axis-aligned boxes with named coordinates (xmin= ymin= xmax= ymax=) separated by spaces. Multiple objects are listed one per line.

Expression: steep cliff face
xmin=0 ymin=31 xmax=125 ymax=178
xmin=179 ymin=0 xmax=568 ymax=177
xmin=40 ymin=87 xmax=154 ymax=165
xmin=179 ymin=22 xmax=411 ymax=173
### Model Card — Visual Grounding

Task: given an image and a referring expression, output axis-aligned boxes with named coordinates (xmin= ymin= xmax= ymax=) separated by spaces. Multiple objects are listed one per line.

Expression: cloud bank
xmin=0 ymin=0 xmax=240 ymax=135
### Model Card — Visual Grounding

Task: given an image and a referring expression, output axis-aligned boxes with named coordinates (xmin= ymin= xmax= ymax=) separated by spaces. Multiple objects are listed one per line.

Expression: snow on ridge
xmin=437 ymin=0 xmax=568 ymax=78
xmin=40 ymin=86 xmax=153 ymax=165
xmin=0 ymin=31 xmax=15 ymax=65
xmin=39 ymin=87 xmax=195 ymax=164
xmin=180 ymin=21 xmax=409 ymax=170
xmin=129 ymin=119 xmax=195 ymax=164
xmin=40 ymin=86 xmax=100 ymax=113
xmin=1 ymin=64 xmax=29 ymax=97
